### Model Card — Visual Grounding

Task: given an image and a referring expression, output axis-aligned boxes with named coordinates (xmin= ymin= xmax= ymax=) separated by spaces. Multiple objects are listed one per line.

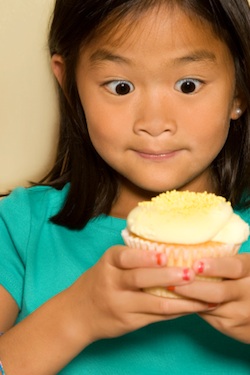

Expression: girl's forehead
xmin=80 ymin=5 xmax=231 ymax=65
xmin=91 ymin=6 xmax=175 ymax=47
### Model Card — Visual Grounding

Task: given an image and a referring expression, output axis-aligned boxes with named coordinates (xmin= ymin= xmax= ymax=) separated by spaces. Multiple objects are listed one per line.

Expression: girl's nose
xmin=133 ymin=92 xmax=177 ymax=137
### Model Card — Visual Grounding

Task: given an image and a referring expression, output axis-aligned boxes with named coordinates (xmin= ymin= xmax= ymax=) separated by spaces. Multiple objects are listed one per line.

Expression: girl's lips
xmin=136 ymin=150 xmax=180 ymax=160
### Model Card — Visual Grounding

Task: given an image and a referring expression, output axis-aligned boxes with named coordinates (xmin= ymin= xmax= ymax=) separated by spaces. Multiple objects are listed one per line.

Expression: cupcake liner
xmin=121 ymin=229 xmax=240 ymax=298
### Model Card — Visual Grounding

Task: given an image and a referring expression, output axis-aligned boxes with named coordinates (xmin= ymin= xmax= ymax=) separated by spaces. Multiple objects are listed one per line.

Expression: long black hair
xmin=46 ymin=0 xmax=250 ymax=229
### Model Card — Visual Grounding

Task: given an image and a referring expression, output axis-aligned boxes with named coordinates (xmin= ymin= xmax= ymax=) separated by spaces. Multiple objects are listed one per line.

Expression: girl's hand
xmin=171 ymin=253 xmax=250 ymax=344
xmin=71 ymin=245 xmax=210 ymax=343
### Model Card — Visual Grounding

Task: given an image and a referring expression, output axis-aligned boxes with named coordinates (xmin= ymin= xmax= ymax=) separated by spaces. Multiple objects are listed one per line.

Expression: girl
xmin=0 ymin=0 xmax=250 ymax=374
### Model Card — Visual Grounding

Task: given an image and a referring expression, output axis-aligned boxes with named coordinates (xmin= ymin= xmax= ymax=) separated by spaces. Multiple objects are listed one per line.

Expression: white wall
xmin=0 ymin=0 xmax=58 ymax=193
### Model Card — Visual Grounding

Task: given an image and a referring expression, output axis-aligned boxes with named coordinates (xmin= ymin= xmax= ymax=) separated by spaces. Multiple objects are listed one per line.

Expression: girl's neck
xmin=110 ymin=178 xmax=157 ymax=219
xmin=110 ymin=173 xmax=217 ymax=219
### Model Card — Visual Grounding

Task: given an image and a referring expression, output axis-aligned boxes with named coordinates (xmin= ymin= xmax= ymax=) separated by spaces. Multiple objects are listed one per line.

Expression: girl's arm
xmin=0 ymin=282 xmax=95 ymax=374
xmin=0 ymin=286 xmax=19 ymax=332
xmin=171 ymin=253 xmax=250 ymax=343
xmin=0 ymin=245 xmax=209 ymax=375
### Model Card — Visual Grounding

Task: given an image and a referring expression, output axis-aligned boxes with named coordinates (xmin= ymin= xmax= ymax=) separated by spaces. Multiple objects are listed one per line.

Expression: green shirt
xmin=0 ymin=185 xmax=249 ymax=374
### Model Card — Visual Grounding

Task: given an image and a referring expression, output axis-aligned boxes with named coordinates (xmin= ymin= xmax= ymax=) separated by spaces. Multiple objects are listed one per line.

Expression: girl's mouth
xmin=136 ymin=150 xmax=180 ymax=161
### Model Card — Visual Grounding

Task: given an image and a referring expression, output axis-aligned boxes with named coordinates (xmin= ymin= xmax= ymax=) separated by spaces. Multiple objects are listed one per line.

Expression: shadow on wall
xmin=0 ymin=0 xmax=59 ymax=194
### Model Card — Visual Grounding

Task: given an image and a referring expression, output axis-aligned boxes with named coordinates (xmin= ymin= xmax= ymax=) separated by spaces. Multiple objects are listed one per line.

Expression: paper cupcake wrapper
xmin=122 ymin=229 xmax=240 ymax=298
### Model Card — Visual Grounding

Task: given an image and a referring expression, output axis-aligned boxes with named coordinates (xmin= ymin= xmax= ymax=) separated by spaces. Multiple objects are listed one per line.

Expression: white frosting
xmin=126 ymin=191 xmax=249 ymax=244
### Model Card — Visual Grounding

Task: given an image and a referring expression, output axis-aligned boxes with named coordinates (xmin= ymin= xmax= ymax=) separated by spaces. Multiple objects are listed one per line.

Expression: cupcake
xmin=122 ymin=190 xmax=249 ymax=298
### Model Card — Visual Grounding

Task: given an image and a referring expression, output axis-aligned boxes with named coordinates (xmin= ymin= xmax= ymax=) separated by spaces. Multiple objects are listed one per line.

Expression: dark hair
xmin=47 ymin=0 xmax=250 ymax=229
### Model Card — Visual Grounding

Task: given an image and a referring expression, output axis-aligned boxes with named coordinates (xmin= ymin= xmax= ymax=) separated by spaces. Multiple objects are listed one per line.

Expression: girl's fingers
xmin=193 ymin=253 xmax=250 ymax=280
xmin=121 ymin=267 xmax=195 ymax=290
xmin=173 ymin=275 xmax=250 ymax=304
xmin=172 ymin=279 xmax=233 ymax=303
xmin=171 ymin=254 xmax=250 ymax=303
xmin=122 ymin=291 xmax=209 ymax=318
xmin=109 ymin=245 xmax=167 ymax=269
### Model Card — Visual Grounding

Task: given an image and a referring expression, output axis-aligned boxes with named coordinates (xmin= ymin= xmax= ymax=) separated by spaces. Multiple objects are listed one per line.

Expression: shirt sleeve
xmin=0 ymin=188 xmax=32 ymax=308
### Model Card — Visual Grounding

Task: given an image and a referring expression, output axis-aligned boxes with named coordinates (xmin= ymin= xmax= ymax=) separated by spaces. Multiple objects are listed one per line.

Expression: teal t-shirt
xmin=0 ymin=185 xmax=249 ymax=374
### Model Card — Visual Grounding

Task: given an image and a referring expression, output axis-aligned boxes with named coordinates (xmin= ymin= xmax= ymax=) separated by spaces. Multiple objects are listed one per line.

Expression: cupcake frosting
xmin=126 ymin=191 xmax=249 ymax=244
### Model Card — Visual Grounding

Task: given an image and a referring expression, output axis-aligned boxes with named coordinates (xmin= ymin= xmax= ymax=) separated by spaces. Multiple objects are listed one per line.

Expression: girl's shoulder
xmin=0 ymin=184 xmax=69 ymax=223
xmin=0 ymin=184 xmax=68 ymax=207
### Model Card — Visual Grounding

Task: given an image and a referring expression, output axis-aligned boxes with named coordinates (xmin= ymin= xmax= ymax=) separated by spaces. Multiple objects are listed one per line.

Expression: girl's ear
xmin=51 ymin=54 xmax=65 ymax=87
xmin=230 ymin=93 xmax=247 ymax=120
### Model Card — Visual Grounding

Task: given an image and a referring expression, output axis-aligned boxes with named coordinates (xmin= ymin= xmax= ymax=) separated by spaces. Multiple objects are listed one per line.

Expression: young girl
xmin=0 ymin=0 xmax=250 ymax=374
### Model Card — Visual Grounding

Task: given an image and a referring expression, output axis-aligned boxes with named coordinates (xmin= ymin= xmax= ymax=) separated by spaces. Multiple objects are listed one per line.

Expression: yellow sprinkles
xmin=139 ymin=190 xmax=230 ymax=213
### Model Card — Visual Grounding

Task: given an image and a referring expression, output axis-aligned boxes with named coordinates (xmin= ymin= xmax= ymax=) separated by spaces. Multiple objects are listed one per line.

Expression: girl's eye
xmin=175 ymin=79 xmax=203 ymax=94
xmin=105 ymin=80 xmax=134 ymax=95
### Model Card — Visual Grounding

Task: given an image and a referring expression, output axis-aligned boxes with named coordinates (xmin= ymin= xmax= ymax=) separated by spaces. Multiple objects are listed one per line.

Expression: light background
xmin=0 ymin=0 xmax=58 ymax=193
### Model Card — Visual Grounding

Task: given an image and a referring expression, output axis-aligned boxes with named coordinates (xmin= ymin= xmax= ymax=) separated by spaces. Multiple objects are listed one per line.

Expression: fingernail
xmin=167 ymin=286 xmax=175 ymax=292
xmin=197 ymin=261 xmax=205 ymax=274
xmin=207 ymin=303 xmax=218 ymax=310
xmin=155 ymin=253 xmax=166 ymax=266
xmin=182 ymin=268 xmax=190 ymax=281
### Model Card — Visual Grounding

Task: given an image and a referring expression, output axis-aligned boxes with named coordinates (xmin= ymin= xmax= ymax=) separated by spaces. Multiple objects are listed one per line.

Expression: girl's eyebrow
xmin=173 ymin=50 xmax=217 ymax=65
xmin=90 ymin=49 xmax=131 ymax=65
xmin=89 ymin=48 xmax=217 ymax=66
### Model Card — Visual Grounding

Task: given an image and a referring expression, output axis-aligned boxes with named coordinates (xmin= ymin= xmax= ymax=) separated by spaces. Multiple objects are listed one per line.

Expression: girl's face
xmin=74 ymin=5 xmax=242 ymax=209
